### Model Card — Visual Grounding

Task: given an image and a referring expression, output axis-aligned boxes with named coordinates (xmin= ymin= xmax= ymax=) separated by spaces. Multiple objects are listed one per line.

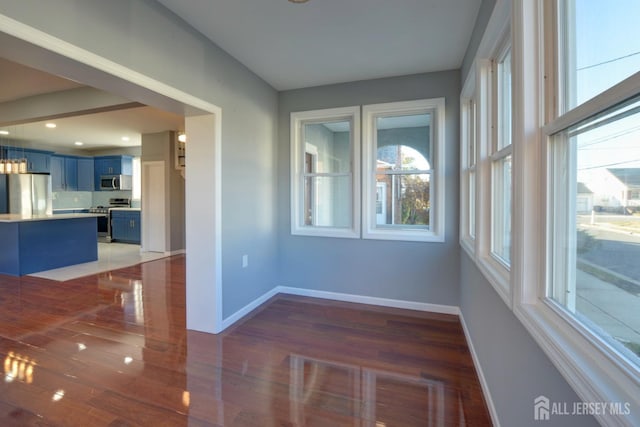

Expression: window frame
xmin=290 ymin=106 xmax=361 ymax=238
xmin=460 ymin=72 xmax=478 ymax=256
xmin=490 ymin=43 xmax=513 ymax=266
xmin=511 ymin=0 xmax=640 ymax=424
xmin=362 ymin=98 xmax=446 ymax=242
xmin=461 ymin=15 xmax=513 ymax=307
xmin=477 ymin=37 xmax=513 ymax=305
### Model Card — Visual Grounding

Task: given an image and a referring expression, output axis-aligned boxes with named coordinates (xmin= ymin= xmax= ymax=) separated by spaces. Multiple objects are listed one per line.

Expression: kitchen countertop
xmin=108 ymin=207 xmax=141 ymax=212
xmin=0 ymin=213 xmax=103 ymax=223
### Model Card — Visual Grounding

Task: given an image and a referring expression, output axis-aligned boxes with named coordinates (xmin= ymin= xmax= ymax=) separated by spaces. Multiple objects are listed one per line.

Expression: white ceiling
xmin=0 ymin=58 xmax=184 ymax=151
xmin=1 ymin=1 xmax=481 ymax=149
xmin=156 ymin=0 xmax=482 ymax=90
xmin=0 ymin=106 xmax=184 ymax=151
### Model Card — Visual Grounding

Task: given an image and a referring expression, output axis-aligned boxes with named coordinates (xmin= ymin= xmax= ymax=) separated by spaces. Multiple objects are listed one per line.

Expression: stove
xmin=89 ymin=198 xmax=131 ymax=214
xmin=89 ymin=206 xmax=110 ymax=215
xmin=90 ymin=198 xmax=131 ymax=236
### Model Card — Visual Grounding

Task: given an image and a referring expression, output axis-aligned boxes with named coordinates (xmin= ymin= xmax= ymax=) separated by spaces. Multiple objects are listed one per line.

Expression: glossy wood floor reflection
xmin=0 ymin=256 xmax=492 ymax=426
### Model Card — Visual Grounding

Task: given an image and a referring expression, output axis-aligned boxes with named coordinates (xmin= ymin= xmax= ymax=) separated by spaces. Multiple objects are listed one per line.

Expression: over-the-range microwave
xmin=100 ymin=174 xmax=132 ymax=191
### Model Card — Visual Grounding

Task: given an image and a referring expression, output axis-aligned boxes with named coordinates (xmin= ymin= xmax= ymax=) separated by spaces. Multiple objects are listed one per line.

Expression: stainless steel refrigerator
xmin=8 ymin=173 xmax=52 ymax=216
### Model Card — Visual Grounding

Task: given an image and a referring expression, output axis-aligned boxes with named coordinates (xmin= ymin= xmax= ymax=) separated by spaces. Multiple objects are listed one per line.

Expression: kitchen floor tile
xmin=29 ymin=243 xmax=171 ymax=281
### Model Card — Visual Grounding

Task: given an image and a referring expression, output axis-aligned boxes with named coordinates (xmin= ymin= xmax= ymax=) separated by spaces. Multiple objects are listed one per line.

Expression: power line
xmin=578 ymin=158 xmax=640 ymax=170
xmin=578 ymin=50 xmax=640 ymax=71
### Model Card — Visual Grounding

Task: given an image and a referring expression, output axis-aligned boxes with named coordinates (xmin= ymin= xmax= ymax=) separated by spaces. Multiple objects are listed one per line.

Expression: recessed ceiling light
xmin=45 ymin=123 xmax=57 ymax=128
xmin=0 ymin=130 xmax=9 ymax=135
xmin=288 ymin=0 xmax=309 ymax=3
xmin=74 ymin=141 xmax=84 ymax=146
xmin=121 ymin=136 xmax=130 ymax=141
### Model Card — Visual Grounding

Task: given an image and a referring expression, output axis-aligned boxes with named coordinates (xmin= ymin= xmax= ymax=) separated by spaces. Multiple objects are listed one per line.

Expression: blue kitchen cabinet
xmin=0 ymin=175 xmax=6 ymax=214
xmin=5 ymin=147 xmax=52 ymax=173
xmin=51 ymin=155 xmax=79 ymax=191
xmin=94 ymin=155 xmax=133 ymax=190
xmin=76 ymin=157 xmax=94 ymax=191
xmin=110 ymin=210 xmax=141 ymax=244
xmin=64 ymin=157 xmax=78 ymax=190
xmin=50 ymin=155 xmax=65 ymax=191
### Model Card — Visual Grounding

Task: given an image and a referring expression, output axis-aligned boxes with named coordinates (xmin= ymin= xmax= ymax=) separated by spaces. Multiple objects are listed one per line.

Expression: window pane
xmin=491 ymin=155 xmax=511 ymax=264
xmin=468 ymin=100 xmax=477 ymax=167
xmin=376 ymin=114 xmax=431 ymax=171
xmin=375 ymin=174 xmax=430 ymax=228
xmin=469 ymin=171 xmax=476 ymax=238
xmin=303 ymin=121 xmax=351 ymax=173
xmin=561 ymin=0 xmax=640 ymax=111
xmin=549 ymin=95 xmax=640 ymax=365
xmin=497 ymin=48 xmax=512 ymax=151
xmin=304 ymin=175 xmax=352 ymax=228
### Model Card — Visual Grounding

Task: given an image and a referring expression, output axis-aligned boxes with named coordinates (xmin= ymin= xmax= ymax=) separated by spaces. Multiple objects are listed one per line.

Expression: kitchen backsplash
xmin=52 ymin=191 xmax=92 ymax=209
xmin=52 ymin=190 xmax=133 ymax=209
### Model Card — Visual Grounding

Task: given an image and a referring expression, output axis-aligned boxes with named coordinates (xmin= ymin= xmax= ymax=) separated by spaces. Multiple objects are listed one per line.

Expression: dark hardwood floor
xmin=0 ymin=255 xmax=492 ymax=426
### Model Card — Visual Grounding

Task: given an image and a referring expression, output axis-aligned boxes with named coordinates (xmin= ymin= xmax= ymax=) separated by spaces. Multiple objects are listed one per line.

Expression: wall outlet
xmin=242 ymin=255 xmax=248 ymax=268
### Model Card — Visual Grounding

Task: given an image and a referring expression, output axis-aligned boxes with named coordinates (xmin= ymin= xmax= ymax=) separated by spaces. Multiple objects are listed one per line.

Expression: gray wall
xmin=0 ymin=0 xmax=279 ymax=319
xmin=278 ymin=72 xmax=461 ymax=306
xmin=141 ymin=131 xmax=185 ymax=252
xmin=461 ymin=0 xmax=497 ymax=81
xmin=461 ymin=254 xmax=599 ymax=427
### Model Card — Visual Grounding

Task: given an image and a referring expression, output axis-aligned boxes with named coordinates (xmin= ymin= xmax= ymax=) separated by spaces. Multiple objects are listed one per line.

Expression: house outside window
xmin=362 ymin=98 xmax=446 ymax=242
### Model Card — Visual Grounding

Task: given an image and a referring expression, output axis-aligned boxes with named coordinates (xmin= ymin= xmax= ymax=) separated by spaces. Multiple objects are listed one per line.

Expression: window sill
xmin=291 ymin=227 xmax=359 ymax=239
xmin=363 ymin=227 xmax=444 ymax=243
xmin=514 ymin=300 xmax=640 ymax=427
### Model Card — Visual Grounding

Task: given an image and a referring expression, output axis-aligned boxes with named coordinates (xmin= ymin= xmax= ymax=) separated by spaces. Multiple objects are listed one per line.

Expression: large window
xmin=507 ymin=0 xmax=640 ymax=421
xmin=362 ymin=99 xmax=445 ymax=242
xmin=548 ymin=95 xmax=640 ymax=367
xmin=291 ymin=100 xmax=445 ymax=242
xmin=547 ymin=0 xmax=640 ymax=372
xmin=461 ymin=34 xmax=512 ymax=305
xmin=290 ymin=106 xmax=360 ymax=238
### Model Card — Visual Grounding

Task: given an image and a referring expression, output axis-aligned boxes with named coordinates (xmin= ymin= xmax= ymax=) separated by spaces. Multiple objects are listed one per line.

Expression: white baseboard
xmin=276 ymin=286 xmax=460 ymax=315
xmin=459 ymin=313 xmax=500 ymax=427
xmin=221 ymin=285 xmax=461 ymax=332
xmin=221 ymin=286 xmax=280 ymax=330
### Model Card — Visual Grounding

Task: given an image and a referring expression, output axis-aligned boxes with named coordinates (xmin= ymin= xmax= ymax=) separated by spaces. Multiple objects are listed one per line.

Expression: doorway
xmin=0 ymin=23 xmax=223 ymax=333
xmin=142 ymin=161 xmax=166 ymax=253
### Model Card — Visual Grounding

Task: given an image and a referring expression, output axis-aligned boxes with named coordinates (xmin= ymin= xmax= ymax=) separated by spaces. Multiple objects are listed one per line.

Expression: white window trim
xmin=290 ymin=106 xmax=361 ymax=238
xmin=460 ymin=68 xmax=477 ymax=257
xmin=362 ymin=98 xmax=445 ymax=242
xmin=479 ymin=35 xmax=513 ymax=307
xmin=512 ymin=1 xmax=640 ymax=425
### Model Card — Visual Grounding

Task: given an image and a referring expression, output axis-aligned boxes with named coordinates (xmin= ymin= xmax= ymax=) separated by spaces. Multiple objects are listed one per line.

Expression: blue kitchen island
xmin=0 ymin=214 xmax=99 ymax=276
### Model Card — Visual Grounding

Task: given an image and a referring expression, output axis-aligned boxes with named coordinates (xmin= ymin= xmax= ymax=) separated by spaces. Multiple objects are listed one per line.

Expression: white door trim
xmin=0 ymin=14 xmax=224 ymax=334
